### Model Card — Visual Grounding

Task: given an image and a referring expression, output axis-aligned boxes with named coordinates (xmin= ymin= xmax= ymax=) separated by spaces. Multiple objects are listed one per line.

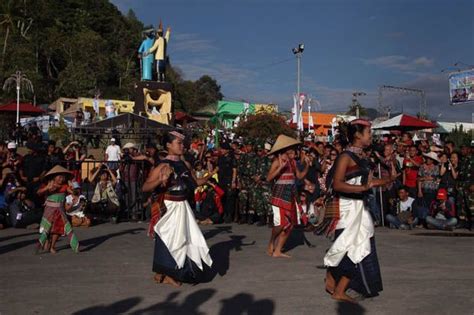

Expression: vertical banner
xmin=292 ymin=94 xmax=298 ymax=124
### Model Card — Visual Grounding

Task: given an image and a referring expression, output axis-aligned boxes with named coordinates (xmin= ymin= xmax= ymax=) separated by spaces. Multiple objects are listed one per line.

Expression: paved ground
xmin=0 ymin=222 xmax=473 ymax=315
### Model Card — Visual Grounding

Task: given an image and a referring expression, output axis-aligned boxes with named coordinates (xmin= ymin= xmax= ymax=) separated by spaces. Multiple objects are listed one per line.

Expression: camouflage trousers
xmin=253 ymin=184 xmax=271 ymax=217
xmin=457 ymin=182 xmax=473 ymax=218
xmin=238 ymin=185 xmax=254 ymax=215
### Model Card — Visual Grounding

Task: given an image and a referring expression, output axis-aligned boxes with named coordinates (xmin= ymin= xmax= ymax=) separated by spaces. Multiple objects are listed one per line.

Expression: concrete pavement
xmin=0 ymin=222 xmax=473 ymax=315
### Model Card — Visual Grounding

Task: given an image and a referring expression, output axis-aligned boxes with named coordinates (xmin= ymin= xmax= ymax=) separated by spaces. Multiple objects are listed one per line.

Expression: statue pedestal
xmin=134 ymin=81 xmax=173 ymax=125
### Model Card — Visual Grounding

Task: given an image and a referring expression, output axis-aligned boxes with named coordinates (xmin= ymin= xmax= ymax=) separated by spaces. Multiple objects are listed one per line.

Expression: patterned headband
xmin=170 ymin=131 xmax=185 ymax=140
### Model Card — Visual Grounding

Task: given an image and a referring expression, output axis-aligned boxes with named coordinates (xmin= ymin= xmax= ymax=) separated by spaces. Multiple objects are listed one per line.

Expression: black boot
xmin=238 ymin=214 xmax=247 ymax=225
xmin=247 ymin=213 xmax=255 ymax=225
xmin=256 ymin=215 xmax=266 ymax=226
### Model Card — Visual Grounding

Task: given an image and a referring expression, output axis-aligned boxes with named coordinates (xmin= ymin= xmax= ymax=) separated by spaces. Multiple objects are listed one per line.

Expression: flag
xmin=292 ymin=94 xmax=298 ymax=124
xmin=93 ymin=98 xmax=99 ymax=115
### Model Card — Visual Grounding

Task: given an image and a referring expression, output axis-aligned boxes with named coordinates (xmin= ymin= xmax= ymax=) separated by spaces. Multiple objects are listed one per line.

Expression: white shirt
xmin=106 ymin=144 xmax=121 ymax=161
xmin=399 ymin=197 xmax=414 ymax=212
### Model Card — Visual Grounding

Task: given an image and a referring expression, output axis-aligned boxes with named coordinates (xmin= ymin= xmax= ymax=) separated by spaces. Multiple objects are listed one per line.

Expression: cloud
xmin=177 ymin=62 xmax=255 ymax=84
xmin=363 ymin=55 xmax=435 ymax=75
xmin=170 ymin=33 xmax=217 ymax=54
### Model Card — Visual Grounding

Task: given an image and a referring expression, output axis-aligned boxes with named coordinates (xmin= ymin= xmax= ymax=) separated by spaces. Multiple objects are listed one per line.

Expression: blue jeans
xmin=367 ymin=191 xmax=381 ymax=224
xmin=386 ymin=213 xmax=418 ymax=229
xmin=426 ymin=216 xmax=457 ymax=230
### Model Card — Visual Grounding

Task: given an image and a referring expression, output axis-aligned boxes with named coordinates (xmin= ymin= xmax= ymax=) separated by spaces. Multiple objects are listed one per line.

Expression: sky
xmin=112 ymin=0 xmax=474 ymax=122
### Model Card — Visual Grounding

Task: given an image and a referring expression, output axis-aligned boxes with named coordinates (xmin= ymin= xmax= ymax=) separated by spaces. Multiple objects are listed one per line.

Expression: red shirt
xmin=403 ymin=156 xmax=423 ymax=188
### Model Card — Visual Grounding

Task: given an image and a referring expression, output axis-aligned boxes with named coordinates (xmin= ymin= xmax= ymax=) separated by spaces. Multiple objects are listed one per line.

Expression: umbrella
xmin=372 ymin=114 xmax=437 ymax=131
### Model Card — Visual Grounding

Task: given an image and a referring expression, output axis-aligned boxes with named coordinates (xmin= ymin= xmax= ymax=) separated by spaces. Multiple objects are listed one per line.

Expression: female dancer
xmin=37 ymin=165 xmax=79 ymax=254
xmin=143 ymin=131 xmax=214 ymax=287
xmin=266 ymin=134 xmax=309 ymax=258
xmin=324 ymin=119 xmax=396 ymax=303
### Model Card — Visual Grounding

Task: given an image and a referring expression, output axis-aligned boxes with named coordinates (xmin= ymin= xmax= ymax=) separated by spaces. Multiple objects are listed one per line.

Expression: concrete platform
xmin=0 ymin=223 xmax=472 ymax=315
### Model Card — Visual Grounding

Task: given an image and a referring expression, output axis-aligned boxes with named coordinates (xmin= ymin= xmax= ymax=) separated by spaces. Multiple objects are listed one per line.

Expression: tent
xmin=72 ymin=112 xmax=176 ymax=140
xmin=372 ymin=114 xmax=437 ymax=131
xmin=0 ymin=101 xmax=44 ymax=115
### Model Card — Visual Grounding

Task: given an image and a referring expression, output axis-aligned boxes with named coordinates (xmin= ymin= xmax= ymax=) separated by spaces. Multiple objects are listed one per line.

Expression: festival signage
xmin=448 ymin=69 xmax=474 ymax=105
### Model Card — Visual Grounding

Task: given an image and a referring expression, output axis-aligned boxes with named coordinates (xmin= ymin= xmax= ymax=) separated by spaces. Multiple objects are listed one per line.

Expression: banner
xmin=449 ymin=69 xmax=474 ymax=105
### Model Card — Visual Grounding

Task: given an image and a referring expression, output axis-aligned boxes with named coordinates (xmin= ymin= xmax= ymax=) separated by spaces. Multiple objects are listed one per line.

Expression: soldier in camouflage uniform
xmin=253 ymin=142 xmax=273 ymax=226
xmin=237 ymin=140 xmax=257 ymax=224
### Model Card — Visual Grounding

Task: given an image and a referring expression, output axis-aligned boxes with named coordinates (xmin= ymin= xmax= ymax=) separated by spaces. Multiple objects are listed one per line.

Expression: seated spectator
xmin=195 ymin=178 xmax=224 ymax=225
xmin=89 ymin=164 xmax=120 ymax=223
xmin=65 ymin=181 xmax=90 ymax=227
xmin=386 ymin=187 xmax=418 ymax=230
xmin=8 ymin=187 xmax=42 ymax=229
xmin=426 ymin=188 xmax=457 ymax=231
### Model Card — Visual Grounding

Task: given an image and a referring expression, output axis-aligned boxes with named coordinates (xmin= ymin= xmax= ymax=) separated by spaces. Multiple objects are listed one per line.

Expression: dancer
xmin=143 ymin=131 xmax=213 ymax=287
xmin=266 ymin=135 xmax=309 ymax=258
xmin=37 ymin=165 xmax=79 ymax=254
xmin=323 ymin=119 xmax=396 ymax=303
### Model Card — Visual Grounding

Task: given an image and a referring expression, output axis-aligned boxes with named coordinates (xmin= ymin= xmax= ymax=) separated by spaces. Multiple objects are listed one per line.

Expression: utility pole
xmin=352 ymin=91 xmax=366 ymax=118
xmin=292 ymin=43 xmax=304 ymax=137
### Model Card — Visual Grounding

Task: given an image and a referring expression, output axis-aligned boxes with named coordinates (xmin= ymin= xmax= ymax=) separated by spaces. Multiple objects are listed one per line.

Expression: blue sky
xmin=112 ymin=0 xmax=473 ymax=122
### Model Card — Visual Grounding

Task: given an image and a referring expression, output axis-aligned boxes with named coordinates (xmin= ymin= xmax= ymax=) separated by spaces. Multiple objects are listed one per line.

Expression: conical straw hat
xmin=267 ymin=134 xmax=301 ymax=155
xmin=44 ymin=165 xmax=73 ymax=180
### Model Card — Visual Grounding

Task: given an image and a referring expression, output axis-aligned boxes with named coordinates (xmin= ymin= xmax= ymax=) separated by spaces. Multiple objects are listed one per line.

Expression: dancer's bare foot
xmin=325 ymin=281 xmax=335 ymax=295
xmin=331 ymin=293 xmax=358 ymax=304
xmin=267 ymin=243 xmax=274 ymax=256
xmin=154 ymin=273 xmax=164 ymax=283
xmin=162 ymin=276 xmax=182 ymax=287
xmin=43 ymin=240 xmax=51 ymax=251
xmin=272 ymin=251 xmax=291 ymax=258
xmin=325 ymin=274 xmax=336 ymax=295
xmin=49 ymin=248 xmax=57 ymax=254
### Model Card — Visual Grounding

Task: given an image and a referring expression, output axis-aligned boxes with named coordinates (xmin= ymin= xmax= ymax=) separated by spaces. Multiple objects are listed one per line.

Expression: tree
xmin=193 ymin=75 xmax=223 ymax=111
xmin=234 ymin=112 xmax=296 ymax=141
xmin=445 ymin=125 xmax=472 ymax=148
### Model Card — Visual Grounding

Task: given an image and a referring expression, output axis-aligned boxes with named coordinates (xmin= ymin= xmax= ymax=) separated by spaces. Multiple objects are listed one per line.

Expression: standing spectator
xmin=74 ymin=109 xmax=84 ymax=127
xmin=402 ymin=145 xmax=423 ymax=197
xmin=378 ymin=144 xmax=399 ymax=222
xmin=439 ymin=152 xmax=459 ymax=208
xmin=105 ymin=138 xmax=121 ymax=171
xmin=63 ymin=141 xmax=86 ymax=183
xmin=418 ymin=152 xmax=440 ymax=209
xmin=120 ymin=143 xmax=144 ymax=220
xmin=217 ymin=142 xmax=237 ymax=223
xmin=45 ymin=140 xmax=64 ymax=171
xmin=426 ymin=188 xmax=457 ymax=231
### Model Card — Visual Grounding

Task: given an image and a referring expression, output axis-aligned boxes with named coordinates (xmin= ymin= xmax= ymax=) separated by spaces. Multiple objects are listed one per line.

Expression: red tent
xmin=175 ymin=111 xmax=197 ymax=124
xmin=372 ymin=114 xmax=437 ymax=131
xmin=0 ymin=101 xmax=45 ymax=115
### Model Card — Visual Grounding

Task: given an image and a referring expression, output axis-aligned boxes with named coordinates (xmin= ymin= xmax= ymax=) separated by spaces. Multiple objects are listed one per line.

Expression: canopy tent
xmin=72 ymin=112 xmax=176 ymax=141
xmin=0 ymin=101 xmax=45 ymax=115
xmin=372 ymin=114 xmax=437 ymax=131
xmin=175 ymin=111 xmax=198 ymax=125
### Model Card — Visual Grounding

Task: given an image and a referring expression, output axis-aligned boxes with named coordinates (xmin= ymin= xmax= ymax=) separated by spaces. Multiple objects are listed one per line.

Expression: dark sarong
xmin=328 ymin=229 xmax=383 ymax=297
xmin=152 ymin=233 xmax=205 ymax=283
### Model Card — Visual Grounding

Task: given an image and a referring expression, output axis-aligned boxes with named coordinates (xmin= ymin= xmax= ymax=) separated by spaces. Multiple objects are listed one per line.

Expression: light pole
xmin=292 ymin=43 xmax=304 ymax=137
xmin=3 ymin=71 xmax=34 ymax=126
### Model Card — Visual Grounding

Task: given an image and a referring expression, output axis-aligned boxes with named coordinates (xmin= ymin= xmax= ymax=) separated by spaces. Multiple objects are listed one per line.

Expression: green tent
xmin=217 ymin=101 xmax=255 ymax=128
